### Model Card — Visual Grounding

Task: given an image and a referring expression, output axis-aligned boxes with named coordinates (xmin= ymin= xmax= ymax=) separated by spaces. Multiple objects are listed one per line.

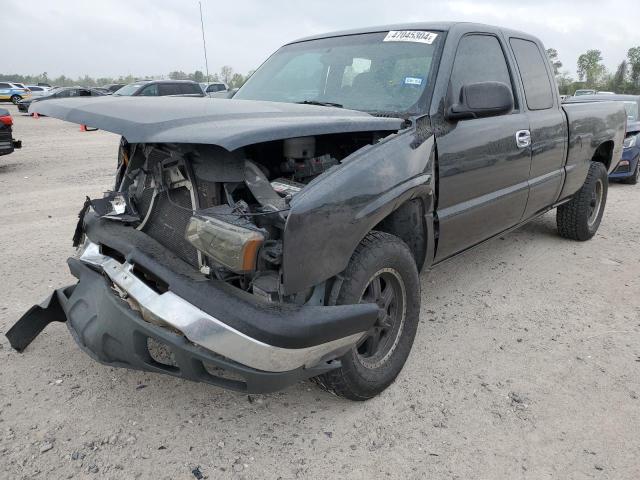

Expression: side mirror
xmin=446 ymin=81 xmax=514 ymax=121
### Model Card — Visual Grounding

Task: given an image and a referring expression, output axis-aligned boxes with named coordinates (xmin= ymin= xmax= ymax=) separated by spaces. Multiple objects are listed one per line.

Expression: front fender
xmin=281 ymin=126 xmax=435 ymax=295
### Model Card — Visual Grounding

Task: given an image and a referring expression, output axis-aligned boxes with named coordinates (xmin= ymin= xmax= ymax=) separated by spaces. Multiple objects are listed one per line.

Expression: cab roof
xmin=289 ymin=21 xmax=535 ymax=45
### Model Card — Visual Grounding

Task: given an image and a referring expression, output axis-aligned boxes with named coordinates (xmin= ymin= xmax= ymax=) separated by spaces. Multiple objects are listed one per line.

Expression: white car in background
xmin=25 ymin=86 xmax=51 ymax=97
xmin=200 ymin=82 xmax=228 ymax=97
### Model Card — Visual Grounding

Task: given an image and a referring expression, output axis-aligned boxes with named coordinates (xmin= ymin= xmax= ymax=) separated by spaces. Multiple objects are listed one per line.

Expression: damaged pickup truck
xmin=8 ymin=22 xmax=626 ymax=400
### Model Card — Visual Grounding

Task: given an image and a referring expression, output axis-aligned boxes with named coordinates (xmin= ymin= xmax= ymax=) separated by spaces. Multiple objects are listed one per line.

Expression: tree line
xmin=547 ymin=46 xmax=640 ymax=95
xmin=4 ymin=46 xmax=640 ymax=96
xmin=0 ymin=65 xmax=252 ymax=89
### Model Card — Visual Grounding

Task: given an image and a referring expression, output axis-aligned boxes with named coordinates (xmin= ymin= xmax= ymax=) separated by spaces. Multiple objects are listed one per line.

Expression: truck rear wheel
xmin=556 ymin=161 xmax=608 ymax=241
xmin=314 ymin=231 xmax=420 ymax=400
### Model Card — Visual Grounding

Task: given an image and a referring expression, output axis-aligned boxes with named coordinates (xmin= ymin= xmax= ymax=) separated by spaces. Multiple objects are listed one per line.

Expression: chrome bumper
xmin=78 ymin=242 xmax=364 ymax=373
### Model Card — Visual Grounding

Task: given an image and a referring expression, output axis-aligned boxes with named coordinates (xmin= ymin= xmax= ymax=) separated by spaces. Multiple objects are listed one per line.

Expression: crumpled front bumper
xmin=7 ymin=216 xmax=378 ymax=393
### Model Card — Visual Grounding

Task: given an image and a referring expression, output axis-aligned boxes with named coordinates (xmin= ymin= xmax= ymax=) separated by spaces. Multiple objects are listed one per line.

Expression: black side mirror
xmin=446 ymin=81 xmax=514 ymax=120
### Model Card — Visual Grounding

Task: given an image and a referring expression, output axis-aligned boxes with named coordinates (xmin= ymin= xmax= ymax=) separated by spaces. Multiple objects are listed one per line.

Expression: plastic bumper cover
xmin=8 ymin=262 xmax=334 ymax=393
xmin=7 ymin=219 xmax=379 ymax=392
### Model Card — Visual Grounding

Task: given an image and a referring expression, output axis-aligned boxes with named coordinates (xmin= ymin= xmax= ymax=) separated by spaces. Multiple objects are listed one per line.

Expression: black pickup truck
xmin=9 ymin=22 xmax=626 ymax=400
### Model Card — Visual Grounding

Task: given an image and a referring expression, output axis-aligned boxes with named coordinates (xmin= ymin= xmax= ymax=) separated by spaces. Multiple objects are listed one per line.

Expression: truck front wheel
xmin=556 ymin=161 xmax=608 ymax=241
xmin=314 ymin=231 xmax=420 ymax=400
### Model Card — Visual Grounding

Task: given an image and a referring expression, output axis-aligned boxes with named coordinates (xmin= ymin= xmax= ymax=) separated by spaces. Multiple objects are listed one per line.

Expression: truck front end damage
xmin=9 ymin=98 xmax=405 ymax=392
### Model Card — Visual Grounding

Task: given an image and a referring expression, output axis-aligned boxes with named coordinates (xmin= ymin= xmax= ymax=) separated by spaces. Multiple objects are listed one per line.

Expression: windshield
xmin=623 ymin=101 xmax=639 ymax=122
xmin=113 ymin=84 xmax=144 ymax=96
xmin=234 ymin=31 xmax=441 ymax=114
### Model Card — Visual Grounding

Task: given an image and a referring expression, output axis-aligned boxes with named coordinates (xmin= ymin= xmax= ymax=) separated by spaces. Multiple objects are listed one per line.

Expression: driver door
xmin=434 ymin=33 xmax=532 ymax=261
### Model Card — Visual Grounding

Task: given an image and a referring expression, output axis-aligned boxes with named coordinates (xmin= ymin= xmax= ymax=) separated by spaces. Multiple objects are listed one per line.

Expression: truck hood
xmin=29 ymin=96 xmax=404 ymax=151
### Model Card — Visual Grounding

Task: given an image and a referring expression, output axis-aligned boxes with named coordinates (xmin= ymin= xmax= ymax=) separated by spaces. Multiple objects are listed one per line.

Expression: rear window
xmin=0 ymin=83 xmax=10 ymax=88
xmin=510 ymin=38 xmax=554 ymax=110
xmin=29 ymin=86 xmax=43 ymax=91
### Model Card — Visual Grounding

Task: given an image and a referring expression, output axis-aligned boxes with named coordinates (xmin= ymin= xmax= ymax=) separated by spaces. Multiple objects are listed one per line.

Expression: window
xmin=623 ymin=101 xmax=639 ymax=122
xmin=139 ymin=84 xmax=159 ymax=96
xmin=341 ymin=58 xmax=372 ymax=87
xmin=450 ymin=35 xmax=514 ymax=106
xmin=30 ymin=86 xmax=43 ymax=91
xmin=0 ymin=83 xmax=10 ymax=88
xmin=206 ymin=84 xmax=225 ymax=93
xmin=178 ymin=83 xmax=201 ymax=94
xmin=268 ymin=52 xmax=326 ymax=98
xmin=234 ymin=31 xmax=440 ymax=113
xmin=158 ymin=83 xmax=181 ymax=96
xmin=510 ymin=38 xmax=554 ymax=110
xmin=113 ymin=84 xmax=142 ymax=96
xmin=55 ymin=89 xmax=72 ymax=98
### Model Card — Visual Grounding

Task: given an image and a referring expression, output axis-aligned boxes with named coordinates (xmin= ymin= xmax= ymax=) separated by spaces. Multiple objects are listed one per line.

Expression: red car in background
xmin=0 ymin=108 xmax=22 ymax=156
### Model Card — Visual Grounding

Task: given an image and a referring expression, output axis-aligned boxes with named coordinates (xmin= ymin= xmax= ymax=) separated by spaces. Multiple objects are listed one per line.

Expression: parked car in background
xmin=565 ymin=94 xmax=640 ymax=184
xmin=209 ymin=87 xmax=238 ymax=99
xmin=25 ymin=85 xmax=51 ymax=98
xmin=17 ymin=86 xmax=106 ymax=113
xmin=113 ymin=80 xmax=205 ymax=97
xmin=200 ymin=82 xmax=228 ymax=96
xmin=101 ymin=83 xmax=126 ymax=94
xmin=10 ymin=82 xmax=29 ymax=91
xmin=15 ymin=22 xmax=626 ymax=400
xmin=0 ymin=82 xmax=31 ymax=104
xmin=0 ymin=108 xmax=21 ymax=156
xmin=574 ymin=89 xmax=596 ymax=96
xmin=37 ymin=82 xmax=52 ymax=87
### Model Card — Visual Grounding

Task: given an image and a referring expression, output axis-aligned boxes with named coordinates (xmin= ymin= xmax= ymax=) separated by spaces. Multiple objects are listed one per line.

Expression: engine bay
xmin=87 ymin=131 xmax=392 ymax=303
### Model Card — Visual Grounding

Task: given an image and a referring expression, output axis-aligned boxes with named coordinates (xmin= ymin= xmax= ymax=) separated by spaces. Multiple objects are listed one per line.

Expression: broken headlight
xmin=185 ymin=215 xmax=264 ymax=273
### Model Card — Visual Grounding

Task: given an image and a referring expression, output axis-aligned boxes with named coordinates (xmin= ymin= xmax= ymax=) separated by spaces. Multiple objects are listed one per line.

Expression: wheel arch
xmin=592 ymin=140 xmax=614 ymax=170
xmin=372 ymin=197 xmax=433 ymax=272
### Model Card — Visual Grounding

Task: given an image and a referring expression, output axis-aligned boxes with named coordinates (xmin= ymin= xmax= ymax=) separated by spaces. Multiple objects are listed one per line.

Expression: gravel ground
xmin=1 ymin=104 xmax=639 ymax=480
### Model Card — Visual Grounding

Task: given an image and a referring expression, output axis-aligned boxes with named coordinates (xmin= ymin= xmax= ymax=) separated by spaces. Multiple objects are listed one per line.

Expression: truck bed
xmin=560 ymin=101 xmax=626 ymax=199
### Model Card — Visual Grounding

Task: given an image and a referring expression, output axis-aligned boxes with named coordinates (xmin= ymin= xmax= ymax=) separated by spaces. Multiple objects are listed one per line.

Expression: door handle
xmin=516 ymin=130 xmax=531 ymax=148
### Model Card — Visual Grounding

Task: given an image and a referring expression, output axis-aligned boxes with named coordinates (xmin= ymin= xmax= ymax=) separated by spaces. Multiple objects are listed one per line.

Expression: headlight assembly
xmin=623 ymin=134 xmax=638 ymax=149
xmin=185 ymin=215 xmax=264 ymax=273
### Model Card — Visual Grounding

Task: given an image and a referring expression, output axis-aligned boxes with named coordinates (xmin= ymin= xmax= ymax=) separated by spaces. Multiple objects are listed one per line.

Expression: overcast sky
xmin=4 ymin=0 xmax=639 ymax=79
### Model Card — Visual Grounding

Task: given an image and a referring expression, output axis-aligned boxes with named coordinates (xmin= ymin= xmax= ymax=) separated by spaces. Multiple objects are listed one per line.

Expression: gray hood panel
xmin=30 ymin=97 xmax=403 ymax=151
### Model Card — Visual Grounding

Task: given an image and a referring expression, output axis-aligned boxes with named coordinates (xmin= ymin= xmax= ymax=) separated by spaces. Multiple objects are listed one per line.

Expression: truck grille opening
xmin=140 ymin=187 xmax=199 ymax=266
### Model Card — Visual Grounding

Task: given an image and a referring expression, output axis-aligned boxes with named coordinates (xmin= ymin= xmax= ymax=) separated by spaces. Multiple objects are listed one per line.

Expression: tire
xmin=622 ymin=158 xmax=640 ymax=185
xmin=557 ymin=161 xmax=608 ymax=241
xmin=314 ymin=231 xmax=420 ymax=400
xmin=10 ymin=95 xmax=21 ymax=105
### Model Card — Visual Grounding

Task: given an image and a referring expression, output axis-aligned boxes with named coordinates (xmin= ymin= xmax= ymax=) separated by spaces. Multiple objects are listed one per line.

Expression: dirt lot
xmin=0 ymin=103 xmax=638 ymax=480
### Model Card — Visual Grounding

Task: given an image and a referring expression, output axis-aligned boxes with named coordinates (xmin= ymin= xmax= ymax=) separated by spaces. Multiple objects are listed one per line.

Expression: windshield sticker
xmin=384 ymin=31 xmax=438 ymax=44
xmin=404 ymin=77 xmax=423 ymax=86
